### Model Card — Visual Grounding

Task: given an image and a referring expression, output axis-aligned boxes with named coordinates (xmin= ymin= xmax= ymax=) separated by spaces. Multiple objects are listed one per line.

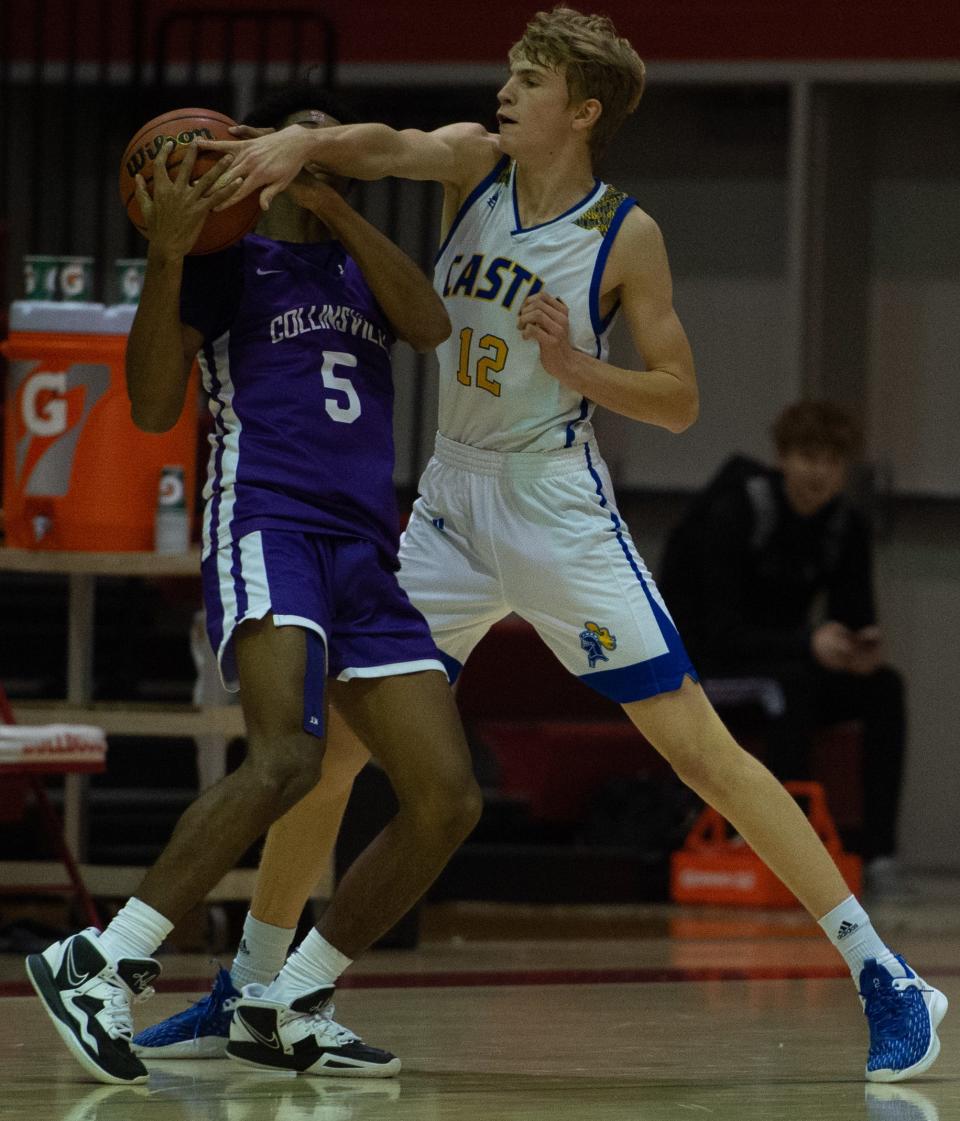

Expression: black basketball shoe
xmin=226 ymin=983 xmax=401 ymax=1077
xmin=26 ymin=928 xmax=160 ymax=1084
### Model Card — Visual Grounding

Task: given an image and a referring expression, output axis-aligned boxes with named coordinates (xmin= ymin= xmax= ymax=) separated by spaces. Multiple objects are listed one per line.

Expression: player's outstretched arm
xmin=517 ymin=207 xmax=698 ymax=433
xmin=287 ymin=178 xmax=451 ymax=352
xmin=126 ymin=141 xmax=238 ymax=432
xmin=200 ymin=121 xmax=500 ymax=213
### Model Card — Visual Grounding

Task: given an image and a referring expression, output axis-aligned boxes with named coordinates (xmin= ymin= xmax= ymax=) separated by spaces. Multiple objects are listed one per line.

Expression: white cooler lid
xmin=9 ymin=301 xmax=107 ymax=333
xmin=102 ymin=304 xmax=137 ymax=334
xmin=10 ymin=302 xmax=138 ymax=335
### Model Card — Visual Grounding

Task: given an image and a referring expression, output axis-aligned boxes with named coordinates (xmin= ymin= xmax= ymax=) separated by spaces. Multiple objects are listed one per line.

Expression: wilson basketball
xmin=119 ymin=108 xmax=261 ymax=255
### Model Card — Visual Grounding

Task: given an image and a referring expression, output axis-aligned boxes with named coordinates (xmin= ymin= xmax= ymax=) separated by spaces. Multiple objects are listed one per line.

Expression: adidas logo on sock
xmin=237 ymin=938 xmax=250 ymax=957
xmin=837 ymin=920 xmax=861 ymax=940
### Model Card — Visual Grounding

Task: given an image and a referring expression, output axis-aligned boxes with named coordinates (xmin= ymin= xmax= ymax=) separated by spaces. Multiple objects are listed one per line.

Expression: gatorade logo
xmin=121 ymin=267 xmax=143 ymax=301
xmin=158 ymin=470 xmax=185 ymax=507
xmin=13 ymin=362 xmax=110 ymax=496
xmin=22 ymin=372 xmax=69 ymax=436
xmin=60 ymin=264 xmax=89 ymax=299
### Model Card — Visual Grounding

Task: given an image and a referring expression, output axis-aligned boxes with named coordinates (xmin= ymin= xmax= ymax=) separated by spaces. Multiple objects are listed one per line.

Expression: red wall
xmin=5 ymin=0 xmax=960 ymax=64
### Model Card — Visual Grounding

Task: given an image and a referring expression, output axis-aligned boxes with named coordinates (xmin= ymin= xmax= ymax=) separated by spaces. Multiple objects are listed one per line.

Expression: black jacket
xmin=658 ymin=456 xmax=875 ymax=667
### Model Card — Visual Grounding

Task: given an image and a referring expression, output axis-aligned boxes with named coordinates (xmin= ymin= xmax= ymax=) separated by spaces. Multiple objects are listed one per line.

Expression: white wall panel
xmin=595 ymin=276 xmax=799 ymax=489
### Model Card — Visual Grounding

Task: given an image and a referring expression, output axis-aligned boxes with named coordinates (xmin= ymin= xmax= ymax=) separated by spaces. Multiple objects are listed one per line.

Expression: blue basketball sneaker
xmin=860 ymin=955 xmax=948 ymax=1082
xmin=132 ymin=966 xmax=239 ymax=1058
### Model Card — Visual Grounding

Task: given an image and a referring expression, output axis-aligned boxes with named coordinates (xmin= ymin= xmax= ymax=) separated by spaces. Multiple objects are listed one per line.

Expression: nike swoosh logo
xmin=64 ymin=939 xmax=90 ymax=988
xmin=235 ymin=1011 xmax=283 ymax=1050
xmin=256 ymin=267 xmax=283 ymax=276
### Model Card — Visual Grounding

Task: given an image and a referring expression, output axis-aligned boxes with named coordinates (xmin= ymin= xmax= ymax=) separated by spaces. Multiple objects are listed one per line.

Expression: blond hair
xmin=509 ymin=6 xmax=645 ymax=159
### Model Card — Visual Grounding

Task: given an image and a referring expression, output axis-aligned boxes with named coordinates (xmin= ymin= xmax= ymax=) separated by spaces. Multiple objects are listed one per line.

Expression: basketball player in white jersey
xmin=173 ymin=6 xmax=945 ymax=1082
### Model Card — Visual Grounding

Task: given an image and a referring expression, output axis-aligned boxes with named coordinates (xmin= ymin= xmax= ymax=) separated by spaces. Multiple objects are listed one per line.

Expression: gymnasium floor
xmin=1 ymin=893 xmax=957 ymax=1121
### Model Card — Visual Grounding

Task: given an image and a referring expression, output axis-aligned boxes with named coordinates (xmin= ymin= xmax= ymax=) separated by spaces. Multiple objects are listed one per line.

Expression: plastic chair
xmin=0 ymin=683 xmax=105 ymax=927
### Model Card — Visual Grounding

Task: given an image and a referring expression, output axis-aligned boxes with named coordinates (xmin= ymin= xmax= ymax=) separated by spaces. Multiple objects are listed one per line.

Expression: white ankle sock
xmin=97 ymin=897 xmax=173 ymax=961
xmin=818 ymin=895 xmax=897 ymax=983
xmin=231 ymin=912 xmax=296 ymax=989
xmin=263 ymin=929 xmax=352 ymax=1004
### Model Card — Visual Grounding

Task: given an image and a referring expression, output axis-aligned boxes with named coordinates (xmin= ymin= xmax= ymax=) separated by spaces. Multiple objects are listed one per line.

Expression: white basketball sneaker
xmin=26 ymin=928 xmax=160 ymax=1084
xmin=226 ymin=983 xmax=401 ymax=1077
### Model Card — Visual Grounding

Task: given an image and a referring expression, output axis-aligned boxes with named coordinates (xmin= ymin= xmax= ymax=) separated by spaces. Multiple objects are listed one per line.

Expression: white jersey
xmin=433 ymin=156 xmax=638 ymax=453
xmin=404 ymin=157 xmax=695 ymax=703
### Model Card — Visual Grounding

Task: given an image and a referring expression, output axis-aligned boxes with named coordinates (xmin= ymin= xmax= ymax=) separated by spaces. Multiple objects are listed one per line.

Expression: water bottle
xmin=154 ymin=465 xmax=189 ymax=554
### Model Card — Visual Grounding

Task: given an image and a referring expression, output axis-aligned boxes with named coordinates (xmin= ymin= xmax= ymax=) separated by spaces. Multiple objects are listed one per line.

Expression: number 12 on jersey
xmin=456 ymin=328 xmax=508 ymax=397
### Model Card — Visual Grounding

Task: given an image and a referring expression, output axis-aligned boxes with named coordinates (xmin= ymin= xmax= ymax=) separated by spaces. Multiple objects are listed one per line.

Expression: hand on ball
xmin=120 ymin=109 xmax=263 ymax=254
xmin=134 ymin=141 xmax=244 ymax=258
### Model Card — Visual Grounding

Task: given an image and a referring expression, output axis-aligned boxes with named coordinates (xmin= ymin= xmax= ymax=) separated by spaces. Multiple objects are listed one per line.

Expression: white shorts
xmin=397 ymin=433 xmax=697 ymax=703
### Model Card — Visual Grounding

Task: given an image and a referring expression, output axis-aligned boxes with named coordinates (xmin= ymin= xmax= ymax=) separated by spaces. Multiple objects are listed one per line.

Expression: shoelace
xmin=188 ymin=992 xmax=240 ymax=1041
xmin=97 ymin=970 xmax=151 ymax=1041
xmin=316 ymin=1004 xmax=360 ymax=1047
xmin=866 ymin=979 xmax=917 ymax=1044
xmin=286 ymin=1000 xmax=359 ymax=1047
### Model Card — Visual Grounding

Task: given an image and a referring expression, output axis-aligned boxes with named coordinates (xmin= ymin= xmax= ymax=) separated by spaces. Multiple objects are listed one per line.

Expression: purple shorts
xmin=202 ymin=529 xmax=446 ymax=737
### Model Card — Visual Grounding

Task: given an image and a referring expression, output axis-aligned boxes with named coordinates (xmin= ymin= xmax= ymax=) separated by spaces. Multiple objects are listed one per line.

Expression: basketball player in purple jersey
xmin=25 ymin=85 xmax=484 ymax=1084
xmin=188 ymin=8 xmax=946 ymax=1084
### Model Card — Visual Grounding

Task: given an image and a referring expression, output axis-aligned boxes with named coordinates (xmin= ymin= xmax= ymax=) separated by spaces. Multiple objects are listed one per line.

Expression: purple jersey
xmin=180 ymin=233 xmax=399 ymax=564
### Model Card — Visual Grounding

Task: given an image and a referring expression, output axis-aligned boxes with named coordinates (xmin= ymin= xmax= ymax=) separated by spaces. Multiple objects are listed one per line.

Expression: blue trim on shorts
xmin=583 ymin=442 xmax=642 ymax=578
xmin=581 ymin=443 xmax=698 ymax=702
xmin=231 ymin=537 xmax=247 ymax=622
xmin=578 ymin=639 xmax=698 ymax=702
xmin=201 ymin=553 xmax=225 ymax=671
xmin=435 ymin=648 xmax=464 ymax=686
xmin=303 ymin=629 xmax=327 ymax=739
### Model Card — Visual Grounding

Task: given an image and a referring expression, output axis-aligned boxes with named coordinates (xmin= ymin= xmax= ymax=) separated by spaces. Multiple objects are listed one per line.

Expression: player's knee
xmin=409 ymin=772 xmax=483 ymax=847
xmin=241 ymin=739 xmax=326 ymax=815
xmin=436 ymin=775 xmax=483 ymax=843
xmin=457 ymin=776 xmax=485 ymax=836
xmin=665 ymin=736 xmax=751 ymax=800
xmin=662 ymin=740 xmax=710 ymax=789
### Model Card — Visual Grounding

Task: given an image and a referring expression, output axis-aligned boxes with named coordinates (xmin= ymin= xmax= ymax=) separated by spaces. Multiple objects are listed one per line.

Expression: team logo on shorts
xmin=579 ymin=621 xmax=617 ymax=668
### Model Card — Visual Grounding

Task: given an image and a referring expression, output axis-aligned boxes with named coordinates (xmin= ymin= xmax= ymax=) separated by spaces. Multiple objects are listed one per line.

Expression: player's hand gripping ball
xmin=119 ymin=108 xmax=260 ymax=255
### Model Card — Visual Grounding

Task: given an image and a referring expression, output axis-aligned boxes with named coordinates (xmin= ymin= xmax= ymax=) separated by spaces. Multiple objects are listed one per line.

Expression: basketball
xmin=118 ymin=108 xmax=261 ymax=255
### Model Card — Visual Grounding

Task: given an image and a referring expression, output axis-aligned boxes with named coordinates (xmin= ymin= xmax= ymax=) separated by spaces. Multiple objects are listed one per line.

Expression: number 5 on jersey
xmin=321 ymin=350 xmax=361 ymax=423
xmin=456 ymin=328 xmax=508 ymax=397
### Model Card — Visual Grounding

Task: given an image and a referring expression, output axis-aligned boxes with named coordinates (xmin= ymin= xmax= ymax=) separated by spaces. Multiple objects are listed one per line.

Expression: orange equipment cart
xmin=671 ymin=781 xmax=862 ymax=907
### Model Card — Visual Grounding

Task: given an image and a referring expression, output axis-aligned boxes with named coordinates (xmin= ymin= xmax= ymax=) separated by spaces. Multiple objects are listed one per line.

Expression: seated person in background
xmin=658 ymin=400 xmax=906 ymax=894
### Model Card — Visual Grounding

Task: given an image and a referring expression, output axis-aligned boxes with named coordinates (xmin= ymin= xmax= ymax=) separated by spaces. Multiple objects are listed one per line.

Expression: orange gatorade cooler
xmin=2 ymin=301 xmax=198 ymax=551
